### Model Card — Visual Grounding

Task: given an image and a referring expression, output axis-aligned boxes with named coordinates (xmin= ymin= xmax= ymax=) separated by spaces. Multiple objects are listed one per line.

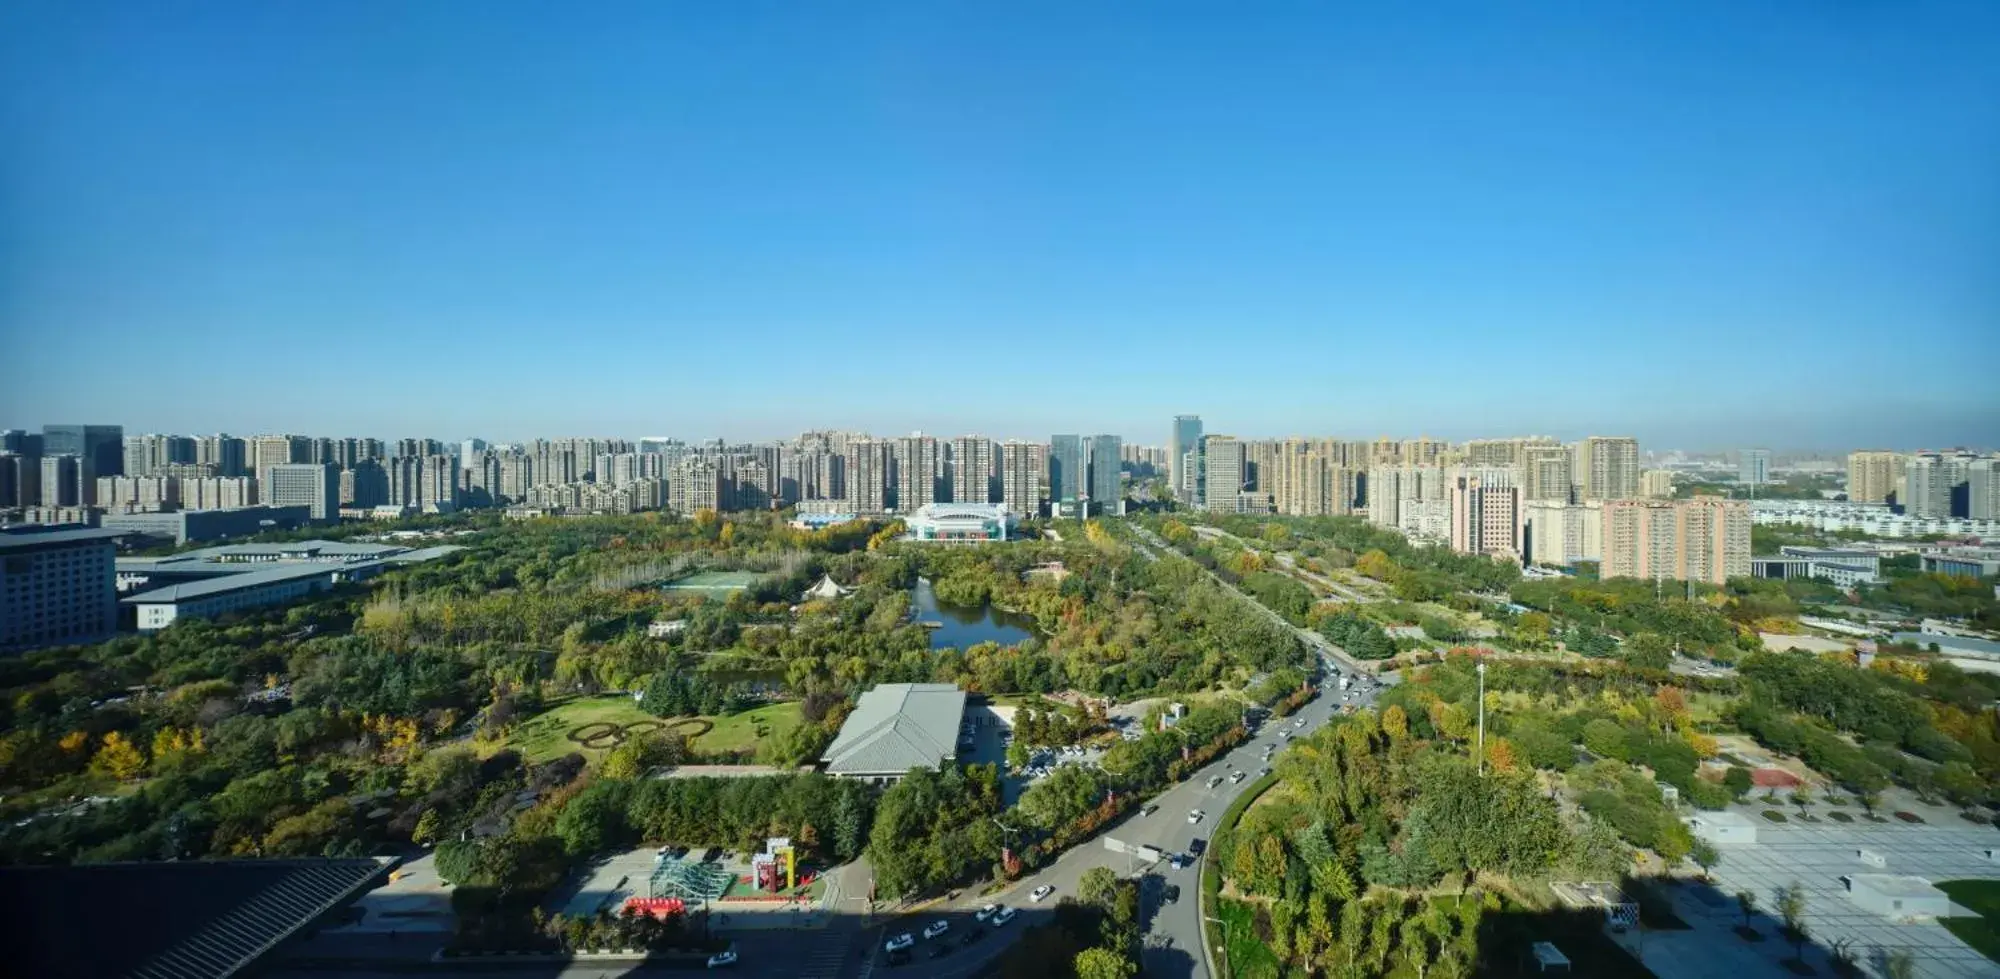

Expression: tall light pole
xmin=1475 ymin=661 xmax=1487 ymax=776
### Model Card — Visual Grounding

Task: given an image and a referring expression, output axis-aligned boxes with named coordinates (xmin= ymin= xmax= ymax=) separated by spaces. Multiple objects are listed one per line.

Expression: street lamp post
xmin=1475 ymin=661 xmax=1487 ymax=776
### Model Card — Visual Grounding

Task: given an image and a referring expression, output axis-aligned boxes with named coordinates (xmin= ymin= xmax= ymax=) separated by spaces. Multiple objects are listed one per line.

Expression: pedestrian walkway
xmin=790 ymin=929 xmax=858 ymax=979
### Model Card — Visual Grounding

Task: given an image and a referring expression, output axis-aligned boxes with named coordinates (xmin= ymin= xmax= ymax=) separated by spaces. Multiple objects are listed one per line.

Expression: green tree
xmin=1074 ymin=946 xmax=1137 ymax=979
xmin=1078 ymin=866 xmax=1119 ymax=908
xmin=1775 ymin=881 xmax=1809 ymax=962
xmin=1735 ymin=890 xmax=1757 ymax=929
xmin=1690 ymin=838 xmax=1719 ymax=880
xmin=1723 ymin=766 xmax=1754 ymax=799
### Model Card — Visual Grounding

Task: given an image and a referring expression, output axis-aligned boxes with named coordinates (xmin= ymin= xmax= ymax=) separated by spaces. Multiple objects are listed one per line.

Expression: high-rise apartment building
xmin=1968 ymin=458 xmax=2000 ymax=521
xmin=1522 ymin=501 xmax=1602 ymax=566
xmin=1600 ymin=497 xmax=1750 ymax=585
xmin=251 ymin=435 xmax=311 ymax=474
xmin=1519 ymin=444 xmax=1572 ymax=503
xmin=97 ymin=476 xmax=181 ymax=513
xmin=1640 ymin=469 xmax=1675 ymax=499
xmin=1 ymin=528 xmax=120 ymax=654
xmin=1088 ymin=435 xmax=1123 ymax=517
xmin=1049 ymin=435 xmax=1086 ymax=510
xmin=1170 ymin=415 xmax=1203 ymax=505
xmin=1402 ymin=438 xmax=1448 ymax=467
xmin=669 ymin=458 xmax=723 ymax=514
xmin=1905 ymin=452 xmax=1975 ymax=519
xmin=1739 ymin=449 xmax=1772 ymax=488
xmin=999 ymin=440 xmax=1046 ymax=519
xmin=947 ymin=436 xmax=995 ymax=505
xmin=1846 ymin=451 xmax=1906 ymax=507
xmin=1578 ymin=436 xmax=1640 ymax=502
xmin=196 ymin=435 xmax=249 ymax=477
xmin=42 ymin=425 xmax=123 ymax=505
xmin=122 ymin=434 xmax=195 ymax=477
xmin=844 ymin=439 xmax=890 ymax=514
xmin=263 ymin=463 xmax=338 ymax=521
xmin=182 ymin=477 xmax=258 ymax=510
xmin=1448 ymin=468 xmax=1520 ymax=559
xmin=894 ymin=435 xmax=941 ymax=511
xmin=1271 ymin=439 xmax=1348 ymax=517
xmin=38 ymin=455 xmax=80 ymax=507
xmin=1200 ymin=436 xmax=1245 ymax=513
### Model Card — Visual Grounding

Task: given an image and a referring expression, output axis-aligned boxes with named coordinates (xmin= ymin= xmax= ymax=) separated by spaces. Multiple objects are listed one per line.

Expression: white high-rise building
xmin=1201 ymin=435 xmax=1244 ymax=513
xmin=998 ymin=440 xmax=1046 ymax=519
xmin=1577 ymin=436 xmax=1640 ymax=502
xmin=894 ymin=435 xmax=941 ymax=512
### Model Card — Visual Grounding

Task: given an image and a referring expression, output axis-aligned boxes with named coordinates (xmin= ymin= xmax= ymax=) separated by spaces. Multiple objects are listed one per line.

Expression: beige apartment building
xmin=1522 ymin=500 xmax=1602 ymax=566
xmin=1448 ymin=467 xmax=1520 ymax=560
xmin=1577 ymin=436 xmax=1641 ymax=502
xmin=1847 ymin=451 xmax=1906 ymax=506
xmin=1600 ymin=497 xmax=1750 ymax=585
xmin=1640 ymin=469 xmax=1675 ymax=499
xmin=998 ymin=440 xmax=1046 ymax=519
xmin=1519 ymin=444 xmax=1572 ymax=503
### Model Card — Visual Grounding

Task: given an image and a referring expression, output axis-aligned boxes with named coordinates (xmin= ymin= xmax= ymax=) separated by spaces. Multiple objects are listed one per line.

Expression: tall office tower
xmin=43 ymin=424 xmax=123 ymax=505
xmin=1846 ymin=451 xmax=1906 ymax=506
xmin=948 ymin=436 xmax=995 ymax=504
xmin=340 ymin=460 xmax=389 ymax=508
xmin=1519 ymin=444 xmax=1572 ymax=502
xmin=1 ymin=528 xmax=119 ymax=654
xmin=1905 ymin=452 xmax=1975 ymax=519
xmin=1739 ymin=449 xmax=1772 ymax=489
xmin=1087 ymin=435 xmax=1124 ymax=516
xmin=264 ymin=463 xmax=338 ymax=521
xmin=1640 ymin=470 xmax=1676 ymax=499
xmin=669 ymin=458 xmax=723 ymax=514
xmin=1448 ymin=468 xmax=1521 ymax=559
xmin=0 ymin=454 xmax=28 ymax=507
xmin=1599 ymin=497 xmax=1750 ymax=585
xmin=1969 ymin=458 xmax=2000 ymax=521
xmin=39 ymin=455 xmax=80 ymax=507
xmin=894 ymin=435 xmax=942 ymax=511
xmin=1049 ymin=435 xmax=1086 ymax=511
xmin=844 ymin=439 xmax=890 ymax=514
xmin=1402 ymin=437 xmax=1448 ymax=467
xmin=0 ymin=430 xmax=32 ymax=455
xmin=196 ymin=435 xmax=248 ymax=477
xmin=999 ymin=440 xmax=1047 ymax=518
xmin=1522 ymin=501 xmax=1603 ymax=566
xmin=182 ymin=476 xmax=258 ymax=510
xmin=461 ymin=438 xmax=488 ymax=463
xmin=1169 ymin=415 xmax=1203 ymax=504
xmin=1578 ymin=436 xmax=1641 ymax=501
xmin=731 ymin=461 xmax=771 ymax=511
xmin=1200 ymin=435 xmax=1245 ymax=513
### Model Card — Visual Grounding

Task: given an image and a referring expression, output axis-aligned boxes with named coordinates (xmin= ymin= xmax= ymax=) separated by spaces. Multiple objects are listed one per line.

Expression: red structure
xmin=623 ymin=896 xmax=687 ymax=919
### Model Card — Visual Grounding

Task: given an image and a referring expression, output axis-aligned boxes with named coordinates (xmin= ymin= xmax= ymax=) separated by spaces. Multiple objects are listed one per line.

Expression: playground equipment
xmin=750 ymin=836 xmax=797 ymax=892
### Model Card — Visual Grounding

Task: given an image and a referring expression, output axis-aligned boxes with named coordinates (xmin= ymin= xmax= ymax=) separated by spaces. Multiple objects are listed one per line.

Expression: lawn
xmin=505 ymin=696 xmax=804 ymax=764
xmin=508 ymin=695 xmax=656 ymax=763
xmin=1939 ymin=879 xmax=2000 ymax=964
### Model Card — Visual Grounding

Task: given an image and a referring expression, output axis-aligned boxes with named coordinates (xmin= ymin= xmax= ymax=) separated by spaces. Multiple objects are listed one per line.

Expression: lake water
xmin=912 ymin=577 xmax=1038 ymax=650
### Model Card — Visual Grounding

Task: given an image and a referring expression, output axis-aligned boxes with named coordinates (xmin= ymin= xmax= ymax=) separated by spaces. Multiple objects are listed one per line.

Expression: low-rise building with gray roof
xmin=820 ymin=683 xmax=967 ymax=783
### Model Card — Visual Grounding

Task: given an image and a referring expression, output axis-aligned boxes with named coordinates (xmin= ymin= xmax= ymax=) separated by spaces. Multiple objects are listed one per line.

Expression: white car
xmin=1230 ymin=771 xmax=1247 ymax=783
xmin=1206 ymin=775 xmax=1223 ymax=788
xmin=1188 ymin=809 xmax=1205 ymax=824
xmin=975 ymin=903 xmax=999 ymax=922
xmin=707 ymin=949 xmax=738 ymax=969
xmin=993 ymin=906 xmax=1018 ymax=925
xmin=1031 ymin=884 xmax=1055 ymax=902
xmin=885 ymin=933 xmax=915 ymax=953
xmin=923 ymin=920 xmax=950 ymax=940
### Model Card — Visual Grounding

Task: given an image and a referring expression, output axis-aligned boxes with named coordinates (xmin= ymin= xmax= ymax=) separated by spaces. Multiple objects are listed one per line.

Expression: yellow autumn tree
xmin=90 ymin=731 xmax=147 ymax=780
xmin=1380 ymin=704 xmax=1409 ymax=742
xmin=1486 ymin=737 xmax=1519 ymax=773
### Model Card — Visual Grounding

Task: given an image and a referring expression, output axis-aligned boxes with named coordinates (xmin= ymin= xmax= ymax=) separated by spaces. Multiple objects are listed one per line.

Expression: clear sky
xmin=3 ymin=2 xmax=1996 ymax=450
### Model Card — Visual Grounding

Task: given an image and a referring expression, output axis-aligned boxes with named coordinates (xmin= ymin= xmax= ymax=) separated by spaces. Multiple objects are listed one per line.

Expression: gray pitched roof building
xmin=820 ymin=683 xmax=966 ymax=781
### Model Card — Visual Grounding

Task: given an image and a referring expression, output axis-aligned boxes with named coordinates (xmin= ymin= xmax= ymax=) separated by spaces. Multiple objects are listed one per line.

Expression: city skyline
xmin=4 ymin=5 xmax=1997 ymax=446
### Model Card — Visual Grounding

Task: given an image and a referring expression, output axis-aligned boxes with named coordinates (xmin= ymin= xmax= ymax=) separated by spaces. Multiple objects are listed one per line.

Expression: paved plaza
xmin=1645 ymin=807 xmax=2000 ymax=979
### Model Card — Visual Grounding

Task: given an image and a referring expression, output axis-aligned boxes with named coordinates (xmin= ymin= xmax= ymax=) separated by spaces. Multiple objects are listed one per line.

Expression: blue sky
xmin=3 ymin=2 xmax=1996 ymax=450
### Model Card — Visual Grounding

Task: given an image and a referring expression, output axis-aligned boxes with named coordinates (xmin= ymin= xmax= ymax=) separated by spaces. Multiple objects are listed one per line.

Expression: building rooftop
xmin=121 ymin=561 xmax=373 ymax=604
xmin=0 ymin=857 xmax=390 ymax=979
xmin=0 ymin=527 xmax=125 ymax=552
xmin=821 ymin=682 xmax=967 ymax=776
xmin=1688 ymin=809 xmax=1758 ymax=828
xmin=1846 ymin=874 xmax=1946 ymax=899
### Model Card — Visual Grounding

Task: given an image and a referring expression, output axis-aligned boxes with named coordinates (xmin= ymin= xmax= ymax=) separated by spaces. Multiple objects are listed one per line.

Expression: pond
xmin=912 ymin=577 xmax=1038 ymax=650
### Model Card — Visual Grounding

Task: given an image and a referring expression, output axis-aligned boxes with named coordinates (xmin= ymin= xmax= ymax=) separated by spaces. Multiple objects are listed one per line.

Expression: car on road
xmin=1031 ymin=885 xmax=1055 ymax=902
xmin=1168 ymin=852 xmax=1187 ymax=870
xmin=1163 ymin=884 xmax=1181 ymax=903
xmin=923 ymin=920 xmax=950 ymax=940
xmin=1230 ymin=770 xmax=1247 ymax=783
xmin=1188 ymin=809 xmax=1205 ymax=824
xmin=1206 ymin=775 xmax=1223 ymax=788
xmin=885 ymin=933 xmax=915 ymax=953
xmin=1189 ymin=837 xmax=1207 ymax=855
xmin=993 ymin=906 xmax=1017 ymax=925
xmin=707 ymin=948 xmax=738 ymax=968
xmin=1140 ymin=803 xmax=1158 ymax=817
xmin=975 ymin=903 xmax=999 ymax=922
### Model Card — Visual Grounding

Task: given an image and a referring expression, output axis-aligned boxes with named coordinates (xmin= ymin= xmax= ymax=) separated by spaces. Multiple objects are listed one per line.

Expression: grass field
xmin=1940 ymin=879 xmax=2000 ymax=964
xmin=1216 ymin=898 xmax=1281 ymax=978
xmin=506 ymin=696 xmax=804 ymax=764
xmin=663 ymin=570 xmax=764 ymax=593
